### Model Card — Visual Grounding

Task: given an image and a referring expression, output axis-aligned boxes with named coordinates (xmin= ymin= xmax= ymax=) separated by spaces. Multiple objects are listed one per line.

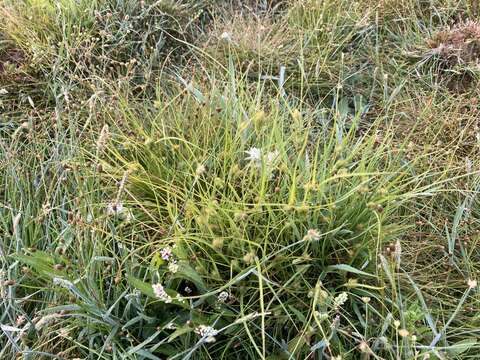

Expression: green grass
xmin=1 ymin=0 xmax=480 ymax=359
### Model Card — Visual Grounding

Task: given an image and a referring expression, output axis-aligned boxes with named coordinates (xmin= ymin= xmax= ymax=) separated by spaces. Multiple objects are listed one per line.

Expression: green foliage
xmin=1 ymin=0 xmax=480 ymax=359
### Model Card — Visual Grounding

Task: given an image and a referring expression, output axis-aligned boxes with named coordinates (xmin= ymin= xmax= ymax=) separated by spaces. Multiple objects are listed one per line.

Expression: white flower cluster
xmin=168 ymin=261 xmax=179 ymax=273
xmin=217 ymin=291 xmax=229 ymax=303
xmin=106 ymin=201 xmax=134 ymax=221
xmin=194 ymin=325 xmax=218 ymax=343
xmin=303 ymin=229 xmax=321 ymax=241
xmin=160 ymin=246 xmax=179 ymax=274
xmin=245 ymin=147 xmax=279 ymax=178
xmin=107 ymin=201 xmax=123 ymax=216
xmin=152 ymin=283 xmax=172 ymax=303
xmin=333 ymin=292 xmax=348 ymax=309
xmin=160 ymin=246 xmax=172 ymax=260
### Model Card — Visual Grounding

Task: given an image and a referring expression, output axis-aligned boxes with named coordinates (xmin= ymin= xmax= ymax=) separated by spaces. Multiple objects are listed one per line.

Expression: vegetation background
xmin=1 ymin=0 xmax=480 ymax=359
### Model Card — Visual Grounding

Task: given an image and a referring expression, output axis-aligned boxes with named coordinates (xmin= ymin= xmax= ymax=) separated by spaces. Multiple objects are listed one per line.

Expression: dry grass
xmin=428 ymin=20 xmax=480 ymax=66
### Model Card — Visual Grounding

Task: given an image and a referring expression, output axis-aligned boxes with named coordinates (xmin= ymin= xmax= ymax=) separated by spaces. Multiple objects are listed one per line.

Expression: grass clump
xmin=84 ymin=80 xmax=442 ymax=358
xmin=0 ymin=0 xmax=212 ymax=100
xmin=204 ymin=0 xmax=374 ymax=99
xmin=427 ymin=20 xmax=480 ymax=66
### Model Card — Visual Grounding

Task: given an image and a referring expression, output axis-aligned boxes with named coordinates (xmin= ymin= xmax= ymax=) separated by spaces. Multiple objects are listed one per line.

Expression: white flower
xmin=168 ymin=260 xmax=179 ymax=274
xmin=468 ymin=279 xmax=477 ymax=289
xmin=152 ymin=283 xmax=172 ymax=303
xmin=195 ymin=325 xmax=218 ymax=343
xmin=107 ymin=202 xmax=124 ymax=216
xmin=184 ymin=286 xmax=192 ymax=294
xmin=0 ymin=88 xmax=8 ymax=95
xmin=334 ymin=292 xmax=348 ymax=309
xmin=245 ymin=147 xmax=262 ymax=163
xmin=220 ymin=32 xmax=233 ymax=42
xmin=165 ymin=322 xmax=176 ymax=330
xmin=160 ymin=247 xmax=172 ymax=261
xmin=303 ymin=229 xmax=321 ymax=241
xmin=245 ymin=147 xmax=279 ymax=178
xmin=218 ymin=291 xmax=229 ymax=303
xmin=195 ymin=163 xmax=206 ymax=177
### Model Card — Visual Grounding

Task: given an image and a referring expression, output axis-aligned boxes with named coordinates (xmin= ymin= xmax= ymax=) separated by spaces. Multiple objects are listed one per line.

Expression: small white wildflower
xmin=107 ymin=202 xmax=124 ymax=216
xmin=334 ymin=292 xmax=348 ymax=309
xmin=303 ymin=229 xmax=321 ymax=241
xmin=165 ymin=322 xmax=176 ymax=330
xmin=468 ymin=279 xmax=477 ymax=289
xmin=398 ymin=328 xmax=409 ymax=337
xmin=220 ymin=31 xmax=233 ymax=42
xmin=184 ymin=286 xmax=192 ymax=294
xmin=218 ymin=291 xmax=229 ymax=303
xmin=168 ymin=260 xmax=179 ymax=274
xmin=160 ymin=247 xmax=172 ymax=261
xmin=245 ymin=147 xmax=279 ymax=178
xmin=245 ymin=147 xmax=262 ymax=163
xmin=195 ymin=163 xmax=206 ymax=177
xmin=152 ymin=283 xmax=172 ymax=303
xmin=194 ymin=325 xmax=218 ymax=343
xmin=0 ymin=88 xmax=8 ymax=95
xmin=362 ymin=296 xmax=371 ymax=304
